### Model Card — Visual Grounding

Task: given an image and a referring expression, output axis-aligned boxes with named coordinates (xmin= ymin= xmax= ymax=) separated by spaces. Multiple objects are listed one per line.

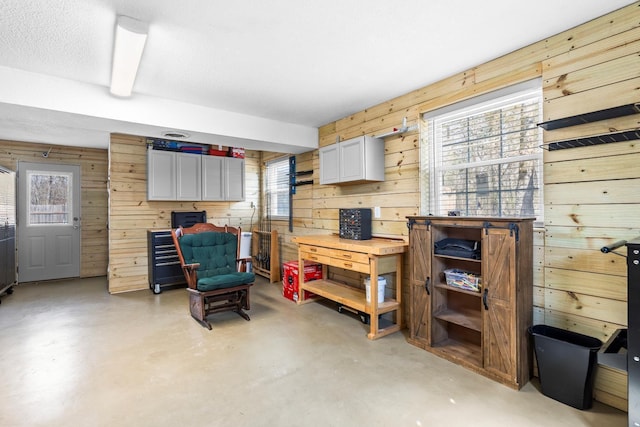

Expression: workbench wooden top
xmin=292 ymin=234 xmax=407 ymax=255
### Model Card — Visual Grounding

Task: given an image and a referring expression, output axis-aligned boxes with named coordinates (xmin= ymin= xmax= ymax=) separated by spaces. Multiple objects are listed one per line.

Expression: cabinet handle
xmin=342 ymin=254 xmax=352 ymax=259
xmin=343 ymin=262 xmax=352 ymax=268
xmin=483 ymin=288 xmax=489 ymax=310
xmin=424 ymin=277 xmax=430 ymax=295
xmin=309 ymin=247 xmax=317 ymax=252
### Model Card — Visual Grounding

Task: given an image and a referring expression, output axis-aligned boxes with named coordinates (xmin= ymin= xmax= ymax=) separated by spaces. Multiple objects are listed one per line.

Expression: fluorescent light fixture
xmin=110 ymin=16 xmax=148 ymax=97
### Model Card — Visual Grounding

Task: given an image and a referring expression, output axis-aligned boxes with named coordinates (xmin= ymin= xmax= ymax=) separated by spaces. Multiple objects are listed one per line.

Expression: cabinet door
xmin=147 ymin=150 xmax=176 ymax=200
xmin=201 ymin=155 xmax=225 ymax=201
xmin=482 ymin=227 xmax=517 ymax=382
xmin=176 ymin=152 xmax=202 ymax=200
xmin=339 ymin=137 xmax=365 ymax=182
xmin=319 ymin=144 xmax=339 ymax=184
xmin=409 ymin=222 xmax=432 ymax=345
xmin=226 ymin=158 xmax=245 ymax=201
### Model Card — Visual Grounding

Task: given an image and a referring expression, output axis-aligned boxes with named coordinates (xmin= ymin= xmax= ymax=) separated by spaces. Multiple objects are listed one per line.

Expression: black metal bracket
xmin=545 ymin=129 xmax=640 ymax=151
xmin=407 ymin=218 xmax=431 ymax=230
xmin=537 ymin=103 xmax=640 ymax=131
xmin=483 ymin=221 xmax=520 ymax=241
xmin=288 ymin=156 xmax=313 ymax=231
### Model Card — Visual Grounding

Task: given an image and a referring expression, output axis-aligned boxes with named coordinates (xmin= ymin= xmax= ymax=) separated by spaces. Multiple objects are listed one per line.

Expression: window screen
xmin=421 ymin=83 xmax=543 ymax=222
xmin=265 ymin=157 xmax=289 ymax=218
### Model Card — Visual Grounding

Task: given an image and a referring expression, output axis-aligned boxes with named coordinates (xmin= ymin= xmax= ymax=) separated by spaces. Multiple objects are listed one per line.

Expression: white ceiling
xmin=0 ymin=0 xmax=633 ymax=153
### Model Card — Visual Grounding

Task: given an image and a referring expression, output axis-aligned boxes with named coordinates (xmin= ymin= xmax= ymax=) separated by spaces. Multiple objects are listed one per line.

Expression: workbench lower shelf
xmin=292 ymin=234 xmax=407 ymax=340
xmin=301 ymin=279 xmax=400 ymax=314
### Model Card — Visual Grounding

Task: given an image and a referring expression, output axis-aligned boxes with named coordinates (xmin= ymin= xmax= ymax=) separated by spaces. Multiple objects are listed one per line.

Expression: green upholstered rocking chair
xmin=171 ymin=223 xmax=255 ymax=329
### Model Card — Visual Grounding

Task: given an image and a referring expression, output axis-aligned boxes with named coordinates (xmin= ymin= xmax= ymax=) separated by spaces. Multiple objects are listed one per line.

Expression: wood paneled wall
xmin=278 ymin=2 xmax=639 ymax=410
xmin=540 ymin=9 xmax=640 ymax=409
xmin=108 ymin=134 xmax=261 ymax=293
xmin=0 ymin=140 xmax=108 ymax=279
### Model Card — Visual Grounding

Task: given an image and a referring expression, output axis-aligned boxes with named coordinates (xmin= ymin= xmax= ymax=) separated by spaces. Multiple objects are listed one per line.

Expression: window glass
xmin=265 ymin=157 xmax=289 ymax=218
xmin=421 ymin=85 xmax=543 ymax=222
xmin=28 ymin=171 xmax=72 ymax=225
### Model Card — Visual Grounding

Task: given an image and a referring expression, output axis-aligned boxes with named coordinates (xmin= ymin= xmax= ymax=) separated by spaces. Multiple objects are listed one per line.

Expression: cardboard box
xmin=208 ymin=148 xmax=228 ymax=157
xmin=282 ymin=260 xmax=322 ymax=302
xmin=231 ymin=147 xmax=245 ymax=158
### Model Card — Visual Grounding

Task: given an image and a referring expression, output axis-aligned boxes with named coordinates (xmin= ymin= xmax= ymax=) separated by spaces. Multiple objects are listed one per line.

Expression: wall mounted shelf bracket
xmin=538 ymin=103 xmax=639 ymax=131
xmin=538 ymin=102 xmax=640 ymax=151
xmin=376 ymin=117 xmax=419 ymax=139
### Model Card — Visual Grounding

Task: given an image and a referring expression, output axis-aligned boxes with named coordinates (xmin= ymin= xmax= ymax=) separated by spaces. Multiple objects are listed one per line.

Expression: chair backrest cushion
xmin=178 ymin=231 xmax=255 ymax=291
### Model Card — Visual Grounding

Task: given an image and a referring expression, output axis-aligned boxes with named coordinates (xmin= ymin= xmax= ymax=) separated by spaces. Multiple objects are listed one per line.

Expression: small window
xmin=265 ymin=157 xmax=290 ymax=219
xmin=421 ymin=81 xmax=543 ymax=223
xmin=28 ymin=170 xmax=73 ymax=226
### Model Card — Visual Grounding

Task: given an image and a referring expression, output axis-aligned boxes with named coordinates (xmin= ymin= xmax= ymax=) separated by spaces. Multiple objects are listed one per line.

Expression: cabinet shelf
xmin=434 ymin=307 xmax=482 ymax=331
xmin=434 ymin=254 xmax=481 ymax=263
xmin=435 ymin=283 xmax=482 ymax=297
xmin=432 ymin=338 xmax=482 ymax=367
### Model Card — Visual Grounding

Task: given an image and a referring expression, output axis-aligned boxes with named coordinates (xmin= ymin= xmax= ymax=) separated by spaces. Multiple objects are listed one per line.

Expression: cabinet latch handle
xmin=425 ymin=277 xmax=430 ymax=295
xmin=483 ymin=288 xmax=489 ymax=310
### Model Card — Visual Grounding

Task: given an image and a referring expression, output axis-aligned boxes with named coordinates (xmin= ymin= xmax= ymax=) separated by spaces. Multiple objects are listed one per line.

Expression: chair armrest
xmin=184 ymin=263 xmax=201 ymax=271
xmin=182 ymin=263 xmax=200 ymax=289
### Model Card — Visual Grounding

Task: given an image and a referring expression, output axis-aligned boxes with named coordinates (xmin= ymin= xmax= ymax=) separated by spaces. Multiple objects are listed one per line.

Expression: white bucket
xmin=365 ymin=276 xmax=386 ymax=305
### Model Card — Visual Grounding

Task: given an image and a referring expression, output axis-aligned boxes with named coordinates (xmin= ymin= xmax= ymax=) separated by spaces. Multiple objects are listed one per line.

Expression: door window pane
xmin=28 ymin=171 xmax=72 ymax=225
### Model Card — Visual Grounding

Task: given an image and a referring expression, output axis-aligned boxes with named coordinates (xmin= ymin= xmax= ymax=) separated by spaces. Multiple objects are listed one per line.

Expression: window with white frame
xmin=265 ymin=157 xmax=290 ymax=218
xmin=420 ymin=81 xmax=543 ymax=223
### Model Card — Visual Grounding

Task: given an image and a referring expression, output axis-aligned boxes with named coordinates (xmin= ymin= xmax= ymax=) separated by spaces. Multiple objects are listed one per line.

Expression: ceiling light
xmin=110 ymin=16 xmax=148 ymax=97
xmin=162 ymin=131 xmax=190 ymax=139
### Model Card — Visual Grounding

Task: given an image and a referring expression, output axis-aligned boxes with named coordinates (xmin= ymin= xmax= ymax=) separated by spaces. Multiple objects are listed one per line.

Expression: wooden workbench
xmin=291 ymin=234 xmax=407 ymax=340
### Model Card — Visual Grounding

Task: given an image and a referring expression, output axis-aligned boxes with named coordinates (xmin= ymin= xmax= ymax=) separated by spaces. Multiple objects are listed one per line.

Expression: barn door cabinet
xmin=406 ymin=216 xmax=534 ymax=389
xmin=319 ymin=135 xmax=384 ymax=184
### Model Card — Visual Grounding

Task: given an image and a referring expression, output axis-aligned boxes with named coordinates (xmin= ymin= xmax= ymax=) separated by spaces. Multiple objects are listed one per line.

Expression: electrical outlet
xmin=250 ymin=201 xmax=255 ymax=208
xmin=374 ymin=206 xmax=381 ymax=218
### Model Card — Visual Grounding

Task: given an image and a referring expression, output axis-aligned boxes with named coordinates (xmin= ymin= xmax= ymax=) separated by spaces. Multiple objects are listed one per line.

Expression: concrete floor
xmin=0 ymin=276 xmax=627 ymax=427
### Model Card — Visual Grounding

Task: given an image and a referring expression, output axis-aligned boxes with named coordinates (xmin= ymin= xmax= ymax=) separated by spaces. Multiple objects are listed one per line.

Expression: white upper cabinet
xmin=225 ymin=157 xmax=245 ymax=201
xmin=319 ymin=136 xmax=384 ymax=184
xmin=147 ymin=150 xmax=176 ymax=200
xmin=319 ymin=143 xmax=339 ymax=184
xmin=148 ymin=148 xmax=245 ymax=201
xmin=176 ymin=152 xmax=202 ymax=200
xmin=201 ymin=155 xmax=225 ymax=201
xmin=201 ymin=156 xmax=245 ymax=201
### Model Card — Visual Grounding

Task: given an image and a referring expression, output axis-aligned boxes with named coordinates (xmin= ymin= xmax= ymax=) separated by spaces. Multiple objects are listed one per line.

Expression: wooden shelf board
xmin=434 ymin=308 xmax=482 ymax=331
xmin=432 ymin=338 xmax=482 ymax=367
xmin=434 ymin=254 xmax=481 ymax=263
xmin=435 ymin=283 xmax=482 ymax=297
xmin=301 ymin=279 xmax=399 ymax=314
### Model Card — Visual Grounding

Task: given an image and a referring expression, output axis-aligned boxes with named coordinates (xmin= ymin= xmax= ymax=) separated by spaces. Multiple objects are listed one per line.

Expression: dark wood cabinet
xmin=407 ymin=216 xmax=533 ymax=389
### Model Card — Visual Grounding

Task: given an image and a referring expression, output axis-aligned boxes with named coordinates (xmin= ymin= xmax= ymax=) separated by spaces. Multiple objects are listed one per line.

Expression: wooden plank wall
xmin=278 ymin=2 xmax=639 ymax=410
xmin=0 ymin=140 xmax=108 ymax=278
xmin=108 ymin=134 xmax=261 ymax=293
xmin=540 ymin=11 xmax=640 ymax=409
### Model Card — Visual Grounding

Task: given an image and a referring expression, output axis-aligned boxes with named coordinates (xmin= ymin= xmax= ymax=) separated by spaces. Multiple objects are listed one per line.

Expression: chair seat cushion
xmin=197 ymin=272 xmax=255 ymax=292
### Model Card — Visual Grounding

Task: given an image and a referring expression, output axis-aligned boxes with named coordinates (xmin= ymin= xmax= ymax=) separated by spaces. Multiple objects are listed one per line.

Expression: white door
xmin=17 ymin=162 xmax=81 ymax=282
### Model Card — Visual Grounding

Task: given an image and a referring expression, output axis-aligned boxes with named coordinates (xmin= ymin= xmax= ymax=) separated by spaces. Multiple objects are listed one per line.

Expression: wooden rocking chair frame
xmin=171 ymin=223 xmax=254 ymax=330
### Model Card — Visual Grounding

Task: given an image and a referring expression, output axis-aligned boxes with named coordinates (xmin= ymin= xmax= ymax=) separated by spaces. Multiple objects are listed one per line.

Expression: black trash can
xmin=529 ymin=324 xmax=602 ymax=410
